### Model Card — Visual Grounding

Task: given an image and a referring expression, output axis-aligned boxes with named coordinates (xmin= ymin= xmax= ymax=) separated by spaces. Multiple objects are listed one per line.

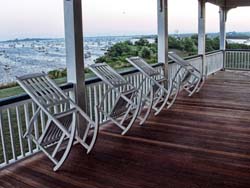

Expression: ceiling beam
xmin=206 ymin=0 xmax=250 ymax=8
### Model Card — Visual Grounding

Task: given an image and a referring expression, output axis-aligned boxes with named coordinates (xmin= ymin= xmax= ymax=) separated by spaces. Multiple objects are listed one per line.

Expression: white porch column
xmin=198 ymin=0 xmax=206 ymax=76
xmin=219 ymin=7 xmax=227 ymax=50
xmin=219 ymin=7 xmax=227 ymax=69
xmin=157 ymin=0 xmax=168 ymax=79
xmin=64 ymin=0 xmax=86 ymax=134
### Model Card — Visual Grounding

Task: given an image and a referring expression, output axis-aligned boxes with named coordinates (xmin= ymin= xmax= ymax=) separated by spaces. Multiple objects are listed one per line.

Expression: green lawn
xmin=0 ymin=86 xmax=25 ymax=99
xmin=0 ymin=67 xmax=141 ymax=100
xmin=0 ymin=77 xmax=68 ymax=99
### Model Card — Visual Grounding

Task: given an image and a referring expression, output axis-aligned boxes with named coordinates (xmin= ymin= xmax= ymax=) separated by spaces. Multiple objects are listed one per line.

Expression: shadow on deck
xmin=1 ymin=70 xmax=250 ymax=188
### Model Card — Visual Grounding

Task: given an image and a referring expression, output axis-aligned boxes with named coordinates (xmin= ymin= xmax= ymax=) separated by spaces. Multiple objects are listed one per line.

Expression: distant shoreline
xmin=1 ymin=31 xmax=250 ymax=43
xmin=0 ymin=34 xmax=156 ymax=43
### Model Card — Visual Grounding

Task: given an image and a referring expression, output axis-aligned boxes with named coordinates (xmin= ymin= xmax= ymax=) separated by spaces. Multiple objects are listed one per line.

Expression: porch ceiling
xmin=207 ymin=0 xmax=250 ymax=8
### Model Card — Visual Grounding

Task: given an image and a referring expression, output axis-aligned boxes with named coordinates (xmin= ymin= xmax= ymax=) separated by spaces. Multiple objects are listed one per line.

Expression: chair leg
xmin=196 ymin=76 xmax=205 ymax=93
xmin=154 ymin=78 xmax=180 ymax=115
xmin=168 ymin=82 xmax=180 ymax=108
xmin=52 ymin=132 xmax=66 ymax=158
xmin=87 ymin=108 xmax=99 ymax=154
xmin=87 ymin=122 xmax=99 ymax=154
xmin=154 ymin=90 xmax=171 ymax=115
xmin=185 ymin=76 xmax=201 ymax=96
xmin=153 ymin=85 xmax=164 ymax=105
xmin=138 ymin=87 xmax=153 ymax=125
xmin=121 ymin=91 xmax=142 ymax=135
xmin=53 ymin=123 xmax=76 ymax=171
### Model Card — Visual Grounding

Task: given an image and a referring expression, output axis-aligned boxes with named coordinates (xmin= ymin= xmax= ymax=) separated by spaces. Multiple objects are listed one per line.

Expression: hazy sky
xmin=0 ymin=0 xmax=249 ymax=40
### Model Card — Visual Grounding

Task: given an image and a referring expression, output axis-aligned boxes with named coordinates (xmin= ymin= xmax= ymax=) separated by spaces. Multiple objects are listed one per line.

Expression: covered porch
xmin=1 ymin=71 xmax=250 ymax=188
xmin=1 ymin=0 xmax=250 ymax=187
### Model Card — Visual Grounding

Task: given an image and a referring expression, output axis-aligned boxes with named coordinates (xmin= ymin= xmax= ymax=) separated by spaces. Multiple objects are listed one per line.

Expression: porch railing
xmin=206 ymin=50 xmax=224 ymax=75
xmin=85 ymin=64 xmax=164 ymax=123
xmin=0 ymin=84 xmax=73 ymax=169
xmin=225 ymin=50 xmax=250 ymax=70
xmin=0 ymin=52 xmax=222 ymax=169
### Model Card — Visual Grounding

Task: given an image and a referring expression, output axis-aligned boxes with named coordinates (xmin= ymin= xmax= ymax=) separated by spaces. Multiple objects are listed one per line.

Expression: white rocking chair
xmin=168 ymin=52 xmax=205 ymax=96
xmin=16 ymin=73 xmax=99 ymax=171
xmin=126 ymin=57 xmax=180 ymax=116
xmin=89 ymin=63 xmax=142 ymax=135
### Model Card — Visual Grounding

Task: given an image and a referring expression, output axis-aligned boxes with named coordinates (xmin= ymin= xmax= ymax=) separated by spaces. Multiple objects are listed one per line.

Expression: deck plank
xmin=1 ymin=71 xmax=250 ymax=188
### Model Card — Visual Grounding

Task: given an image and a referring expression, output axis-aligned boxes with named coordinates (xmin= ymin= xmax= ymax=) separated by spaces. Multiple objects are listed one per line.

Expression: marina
xmin=0 ymin=36 xmax=135 ymax=84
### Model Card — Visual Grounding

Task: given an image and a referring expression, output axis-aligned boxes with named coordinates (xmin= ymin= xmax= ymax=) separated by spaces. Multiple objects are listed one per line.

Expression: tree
xmin=135 ymin=38 xmax=149 ymax=46
xmin=191 ymin=35 xmax=198 ymax=46
xmin=124 ymin=40 xmax=133 ymax=46
xmin=106 ymin=42 xmax=131 ymax=57
xmin=183 ymin=37 xmax=197 ymax=55
xmin=205 ymin=36 xmax=219 ymax=52
xmin=169 ymin=36 xmax=181 ymax=49
xmin=139 ymin=47 xmax=152 ymax=59
xmin=227 ymin=42 xmax=250 ymax=50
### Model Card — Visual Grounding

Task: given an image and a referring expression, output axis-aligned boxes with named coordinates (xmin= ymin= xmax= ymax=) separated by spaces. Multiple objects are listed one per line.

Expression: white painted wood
xmin=64 ymin=0 xmax=86 ymax=136
xmin=40 ymin=111 xmax=46 ymax=132
xmin=127 ymin=57 xmax=179 ymax=115
xmin=89 ymin=63 xmax=142 ymax=135
xmin=219 ymin=7 xmax=228 ymax=69
xmin=32 ymin=103 xmax=39 ymax=150
xmin=219 ymin=7 xmax=227 ymax=50
xmin=225 ymin=50 xmax=250 ymax=70
xmin=198 ymin=0 xmax=206 ymax=76
xmin=7 ymin=109 xmax=17 ymax=160
xmin=93 ymin=85 xmax=98 ymax=123
xmin=0 ymin=111 xmax=8 ymax=164
xmin=157 ymin=0 xmax=168 ymax=79
xmin=16 ymin=73 xmax=98 ymax=171
xmin=0 ymin=87 xmax=74 ymax=169
xmin=98 ymin=84 xmax=103 ymax=121
xmin=168 ymin=52 xmax=204 ymax=96
xmin=206 ymin=51 xmax=224 ymax=75
xmin=88 ymin=87 xmax=93 ymax=120
xmin=198 ymin=0 xmax=206 ymax=55
xmin=16 ymin=106 xmax=25 ymax=157
xmin=24 ymin=104 xmax=33 ymax=154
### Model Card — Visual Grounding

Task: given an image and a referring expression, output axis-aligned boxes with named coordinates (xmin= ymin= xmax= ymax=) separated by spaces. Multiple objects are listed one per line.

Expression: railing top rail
xmin=206 ymin=50 xmax=223 ymax=56
xmin=181 ymin=54 xmax=202 ymax=61
xmin=0 ymin=83 xmax=73 ymax=108
xmin=168 ymin=54 xmax=202 ymax=64
xmin=0 ymin=52 xmax=211 ymax=108
xmin=85 ymin=62 xmax=163 ymax=85
xmin=226 ymin=49 xmax=250 ymax=52
xmin=0 ymin=64 xmax=163 ymax=107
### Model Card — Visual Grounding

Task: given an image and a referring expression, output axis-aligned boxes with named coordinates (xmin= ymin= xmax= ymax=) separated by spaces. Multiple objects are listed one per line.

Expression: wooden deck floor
xmin=2 ymin=70 xmax=250 ymax=188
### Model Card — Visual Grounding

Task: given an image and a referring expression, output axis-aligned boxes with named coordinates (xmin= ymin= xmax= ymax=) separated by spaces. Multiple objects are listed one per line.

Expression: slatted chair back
xmin=168 ymin=52 xmax=200 ymax=72
xmin=126 ymin=57 xmax=160 ymax=77
xmin=89 ymin=63 xmax=141 ymax=135
xmin=168 ymin=52 xmax=204 ymax=96
xmin=126 ymin=56 xmax=180 ymax=116
xmin=17 ymin=73 xmax=69 ymax=111
xmin=89 ymin=63 xmax=130 ymax=88
xmin=126 ymin=57 xmax=167 ymax=91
